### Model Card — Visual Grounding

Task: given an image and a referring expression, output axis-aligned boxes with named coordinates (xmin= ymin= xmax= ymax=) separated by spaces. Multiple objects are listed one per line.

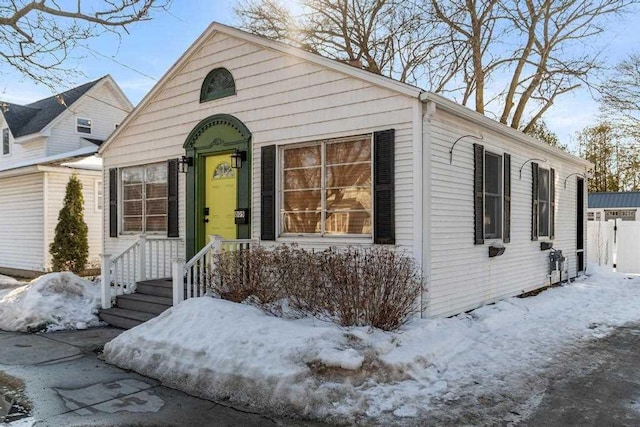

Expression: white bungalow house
xmin=0 ymin=76 xmax=133 ymax=277
xmin=97 ymin=23 xmax=591 ymax=328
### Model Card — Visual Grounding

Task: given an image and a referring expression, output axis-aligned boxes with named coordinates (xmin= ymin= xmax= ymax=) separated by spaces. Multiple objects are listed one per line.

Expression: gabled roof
xmin=588 ymin=192 xmax=640 ymax=209
xmin=2 ymin=77 xmax=105 ymax=137
xmin=99 ymin=22 xmax=424 ymax=154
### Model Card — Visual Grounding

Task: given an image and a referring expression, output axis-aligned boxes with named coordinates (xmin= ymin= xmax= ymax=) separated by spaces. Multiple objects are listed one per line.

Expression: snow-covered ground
xmin=104 ymin=267 xmax=640 ymax=425
xmin=0 ymin=273 xmax=102 ymax=332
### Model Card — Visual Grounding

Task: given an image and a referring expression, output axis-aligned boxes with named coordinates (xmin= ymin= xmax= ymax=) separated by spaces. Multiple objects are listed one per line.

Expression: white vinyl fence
xmin=588 ymin=220 xmax=640 ymax=274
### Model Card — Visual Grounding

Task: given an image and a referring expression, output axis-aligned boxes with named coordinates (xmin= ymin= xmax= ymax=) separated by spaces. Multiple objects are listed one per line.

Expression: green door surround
xmin=183 ymin=114 xmax=251 ymax=259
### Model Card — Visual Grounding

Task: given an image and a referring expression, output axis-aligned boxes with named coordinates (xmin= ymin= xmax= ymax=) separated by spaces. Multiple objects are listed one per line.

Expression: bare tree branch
xmin=0 ymin=0 xmax=169 ymax=88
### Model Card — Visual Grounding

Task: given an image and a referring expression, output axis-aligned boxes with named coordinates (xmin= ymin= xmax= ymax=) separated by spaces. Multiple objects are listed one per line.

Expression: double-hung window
xmin=538 ymin=168 xmax=550 ymax=236
xmin=281 ymin=135 xmax=372 ymax=236
xmin=76 ymin=118 xmax=92 ymax=134
xmin=2 ymin=128 xmax=9 ymax=155
xmin=121 ymin=163 xmax=167 ymax=233
xmin=484 ymin=152 xmax=503 ymax=239
xmin=531 ymin=163 xmax=555 ymax=240
xmin=474 ymin=144 xmax=511 ymax=245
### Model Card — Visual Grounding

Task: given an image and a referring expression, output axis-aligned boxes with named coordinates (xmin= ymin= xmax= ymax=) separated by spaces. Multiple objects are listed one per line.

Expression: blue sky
xmin=0 ymin=0 xmax=638 ymax=150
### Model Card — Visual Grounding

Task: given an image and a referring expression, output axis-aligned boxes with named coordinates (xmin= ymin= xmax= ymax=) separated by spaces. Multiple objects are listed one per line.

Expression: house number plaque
xmin=234 ymin=208 xmax=249 ymax=225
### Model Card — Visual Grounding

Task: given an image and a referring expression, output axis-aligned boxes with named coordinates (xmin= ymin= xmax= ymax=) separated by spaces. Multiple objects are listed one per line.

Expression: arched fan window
xmin=200 ymin=68 xmax=236 ymax=102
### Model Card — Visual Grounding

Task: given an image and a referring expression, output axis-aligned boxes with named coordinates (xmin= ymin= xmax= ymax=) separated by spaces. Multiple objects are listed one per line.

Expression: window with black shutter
xmin=532 ymin=164 xmax=554 ymax=240
xmin=474 ymin=144 xmax=510 ymax=244
xmin=167 ymin=159 xmax=179 ymax=237
xmin=109 ymin=168 xmax=118 ymax=237
xmin=261 ymin=145 xmax=276 ymax=240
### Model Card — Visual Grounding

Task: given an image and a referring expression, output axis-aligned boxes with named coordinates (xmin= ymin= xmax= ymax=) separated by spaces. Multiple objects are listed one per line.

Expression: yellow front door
xmin=205 ymin=154 xmax=237 ymax=240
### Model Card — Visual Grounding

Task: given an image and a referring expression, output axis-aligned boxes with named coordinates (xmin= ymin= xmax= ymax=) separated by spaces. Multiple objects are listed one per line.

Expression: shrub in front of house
xmin=50 ymin=174 xmax=89 ymax=273
xmin=207 ymin=245 xmax=424 ymax=331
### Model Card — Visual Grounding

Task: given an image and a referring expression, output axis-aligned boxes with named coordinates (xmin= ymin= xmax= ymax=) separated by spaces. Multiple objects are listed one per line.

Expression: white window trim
xmin=483 ymin=150 xmax=504 ymax=241
xmin=76 ymin=117 xmax=93 ymax=135
xmin=95 ymin=179 xmax=103 ymax=212
xmin=119 ymin=163 xmax=167 ymax=235
xmin=537 ymin=167 xmax=551 ymax=239
xmin=2 ymin=127 xmax=11 ymax=157
xmin=278 ymin=134 xmax=374 ymax=239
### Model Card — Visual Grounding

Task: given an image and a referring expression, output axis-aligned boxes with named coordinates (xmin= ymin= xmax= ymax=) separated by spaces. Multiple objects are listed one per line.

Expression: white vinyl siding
xmin=103 ymin=32 xmax=415 ymax=256
xmin=426 ymin=108 xmax=586 ymax=317
xmin=0 ymin=172 xmax=44 ymax=272
xmin=47 ymin=83 xmax=130 ymax=156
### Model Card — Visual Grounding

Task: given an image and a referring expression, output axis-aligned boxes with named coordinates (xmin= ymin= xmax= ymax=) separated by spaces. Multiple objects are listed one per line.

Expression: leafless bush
xmin=319 ymin=247 xmax=424 ymax=331
xmin=209 ymin=246 xmax=286 ymax=304
xmin=207 ymin=244 xmax=424 ymax=331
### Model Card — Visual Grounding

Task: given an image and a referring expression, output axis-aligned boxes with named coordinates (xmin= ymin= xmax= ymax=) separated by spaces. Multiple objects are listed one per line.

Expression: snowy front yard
xmin=0 ymin=273 xmax=102 ymax=332
xmin=103 ymin=267 xmax=640 ymax=425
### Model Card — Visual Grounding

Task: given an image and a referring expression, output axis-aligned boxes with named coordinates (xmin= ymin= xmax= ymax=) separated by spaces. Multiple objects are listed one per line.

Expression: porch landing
xmin=99 ymin=279 xmax=173 ymax=329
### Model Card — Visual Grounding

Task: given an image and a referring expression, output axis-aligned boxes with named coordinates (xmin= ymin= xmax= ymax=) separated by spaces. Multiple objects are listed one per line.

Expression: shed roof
xmin=2 ymin=78 xmax=104 ymax=137
xmin=588 ymin=192 xmax=640 ymax=208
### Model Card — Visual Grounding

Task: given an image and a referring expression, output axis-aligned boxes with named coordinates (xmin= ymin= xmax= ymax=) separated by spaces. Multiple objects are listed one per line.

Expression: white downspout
xmin=42 ymin=171 xmax=49 ymax=272
xmin=419 ymin=95 xmax=436 ymax=318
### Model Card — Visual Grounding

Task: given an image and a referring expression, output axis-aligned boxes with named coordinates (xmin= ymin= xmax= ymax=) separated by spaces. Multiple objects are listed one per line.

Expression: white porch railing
xmin=101 ymin=235 xmax=183 ymax=309
xmin=172 ymin=235 xmax=256 ymax=306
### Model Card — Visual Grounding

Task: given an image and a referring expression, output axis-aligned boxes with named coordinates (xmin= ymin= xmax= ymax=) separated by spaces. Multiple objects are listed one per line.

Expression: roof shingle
xmin=588 ymin=192 xmax=640 ymax=208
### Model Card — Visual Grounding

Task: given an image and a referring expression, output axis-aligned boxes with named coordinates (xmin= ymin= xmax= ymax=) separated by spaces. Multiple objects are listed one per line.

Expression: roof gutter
xmin=419 ymin=92 xmax=593 ymax=169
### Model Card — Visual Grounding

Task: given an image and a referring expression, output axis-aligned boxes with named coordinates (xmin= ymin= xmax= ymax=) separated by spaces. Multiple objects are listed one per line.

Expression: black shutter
xmin=531 ymin=162 xmax=539 ymax=241
xmin=474 ymin=143 xmax=484 ymax=245
xmin=167 ymin=159 xmax=179 ymax=238
xmin=374 ymin=129 xmax=395 ymax=244
xmin=109 ymin=168 xmax=118 ymax=238
xmin=261 ymin=145 xmax=276 ymax=241
xmin=550 ymin=167 xmax=555 ymax=240
xmin=503 ymin=153 xmax=511 ymax=243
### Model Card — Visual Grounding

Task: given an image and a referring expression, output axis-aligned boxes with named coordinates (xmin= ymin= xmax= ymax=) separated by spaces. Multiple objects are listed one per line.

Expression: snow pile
xmin=0 ymin=274 xmax=23 ymax=287
xmin=104 ymin=268 xmax=640 ymax=424
xmin=0 ymin=272 xmax=102 ymax=332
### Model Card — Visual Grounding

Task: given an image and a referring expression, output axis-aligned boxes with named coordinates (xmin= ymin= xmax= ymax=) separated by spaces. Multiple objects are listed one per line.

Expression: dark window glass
xmin=484 ymin=152 xmax=502 ymax=239
xmin=538 ymin=168 xmax=550 ymax=236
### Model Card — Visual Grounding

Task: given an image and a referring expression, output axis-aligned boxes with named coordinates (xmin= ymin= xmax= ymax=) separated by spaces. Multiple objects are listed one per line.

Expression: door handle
xmin=204 ymin=218 xmax=209 ymax=223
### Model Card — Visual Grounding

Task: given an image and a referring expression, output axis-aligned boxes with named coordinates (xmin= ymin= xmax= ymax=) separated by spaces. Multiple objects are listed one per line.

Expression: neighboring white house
xmin=0 ymin=76 xmax=133 ymax=277
xmin=99 ymin=23 xmax=591 ymax=318
xmin=588 ymin=192 xmax=640 ymax=222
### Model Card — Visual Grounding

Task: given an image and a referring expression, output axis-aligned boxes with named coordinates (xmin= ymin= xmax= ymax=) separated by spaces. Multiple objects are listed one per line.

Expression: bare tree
xmin=433 ymin=0 xmax=636 ymax=131
xmin=600 ymin=53 xmax=640 ymax=137
xmin=0 ymin=0 xmax=169 ymax=87
xmin=235 ymin=0 xmax=460 ymax=89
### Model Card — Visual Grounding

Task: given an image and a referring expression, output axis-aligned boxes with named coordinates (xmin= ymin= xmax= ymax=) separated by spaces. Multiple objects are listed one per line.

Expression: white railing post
xmin=138 ymin=234 xmax=147 ymax=282
xmin=101 ymin=254 xmax=112 ymax=309
xmin=172 ymin=258 xmax=185 ymax=306
xmin=210 ymin=235 xmax=223 ymax=252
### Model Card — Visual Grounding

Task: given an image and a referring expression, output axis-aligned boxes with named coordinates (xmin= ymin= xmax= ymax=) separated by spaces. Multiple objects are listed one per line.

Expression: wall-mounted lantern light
xmin=178 ymin=155 xmax=193 ymax=174
xmin=230 ymin=149 xmax=247 ymax=169
xmin=563 ymin=171 xmax=592 ymax=188
xmin=518 ymin=158 xmax=547 ymax=179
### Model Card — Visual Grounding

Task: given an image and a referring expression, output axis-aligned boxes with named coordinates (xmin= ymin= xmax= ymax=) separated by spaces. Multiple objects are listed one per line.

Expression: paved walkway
xmin=0 ymin=327 xmax=282 ymax=426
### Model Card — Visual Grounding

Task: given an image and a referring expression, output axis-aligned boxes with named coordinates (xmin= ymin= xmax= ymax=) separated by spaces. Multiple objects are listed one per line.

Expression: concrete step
xmin=116 ymin=293 xmax=172 ymax=315
xmin=136 ymin=279 xmax=172 ymax=298
xmin=98 ymin=307 xmax=157 ymax=330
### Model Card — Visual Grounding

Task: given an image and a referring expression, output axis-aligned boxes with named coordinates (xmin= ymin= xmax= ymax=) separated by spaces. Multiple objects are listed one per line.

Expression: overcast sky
xmin=0 ymin=0 xmax=638 ymax=152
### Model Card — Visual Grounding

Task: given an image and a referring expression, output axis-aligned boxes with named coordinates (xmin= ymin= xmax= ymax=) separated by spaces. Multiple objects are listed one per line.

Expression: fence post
xmin=172 ymin=258 xmax=185 ymax=306
xmin=138 ymin=234 xmax=147 ymax=282
xmin=101 ymin=254 xmax=112 ymax=310
xmin=210 ymin=234 xmax=223 ymax=252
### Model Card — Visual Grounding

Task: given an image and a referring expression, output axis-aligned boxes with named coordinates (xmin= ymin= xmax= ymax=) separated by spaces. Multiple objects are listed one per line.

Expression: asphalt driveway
xmin=0 ymin=327 xmax=280 ymax=426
